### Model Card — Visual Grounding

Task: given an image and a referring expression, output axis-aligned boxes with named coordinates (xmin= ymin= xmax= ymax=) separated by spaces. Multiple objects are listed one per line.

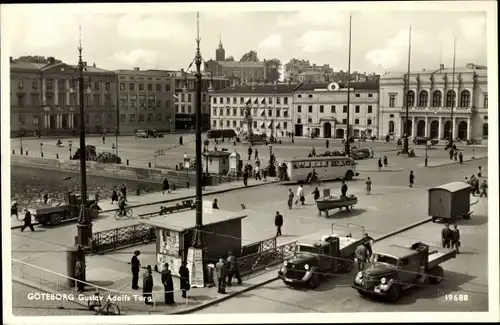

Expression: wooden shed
xmin=428 ymin=182 xmax=471 ymax=222
xmin=203 ymin=151 xmax=231 ymax=174
xmin=140 ymin=209 xmax=247 ymax=275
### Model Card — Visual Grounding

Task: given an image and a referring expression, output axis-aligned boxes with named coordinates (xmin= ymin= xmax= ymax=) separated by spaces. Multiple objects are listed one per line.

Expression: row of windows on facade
xmin=297 ymin=105 xmax=373 ymax=114
xmin=212 ymin=119 xmax=289 ymax=130
xmin=119 ymin=97 xmax=171 ymax=110
xmin=18 ymin=113 xmax=114 ymax=126
xmin=294 ymin=117 xmax=372 ymax=125
xmin=121 ymin=113 xmax=172 ymax=123
xmin=18 ymin=79 xmax=112 ymax=92
xmin=213 ymin=108 xmax=290 ymax=118
xmin=176 ymin=105 xmax=209 ymax=114
xmin=386 ymin=120 xmax=489 ymax=137
xmin=16 ymin=93 xmax=112 ymax=107
xmin=120 ymin=82 xmax=171 ymax=92
xmin=388 ymin=90 xmax=488 ymax=108
xmin=211 ymin=93 xmax=375 ymax=105
xmin=176 ymin=93 xmax=209 ymax=102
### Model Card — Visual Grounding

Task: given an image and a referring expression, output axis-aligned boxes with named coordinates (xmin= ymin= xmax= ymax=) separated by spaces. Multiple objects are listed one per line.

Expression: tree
xmin=265 ymin=58 xmax=282 ymax=82
xmin=14 ymin=55 xmax=62 ymax=64
xmin=240 ymin=50 xmax=259 ymax=62
xmin=225 ymin=56 xmax=235 ymax=61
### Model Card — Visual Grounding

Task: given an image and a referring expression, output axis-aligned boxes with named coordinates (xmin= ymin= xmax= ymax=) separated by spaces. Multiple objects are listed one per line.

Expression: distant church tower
xmin=215 ymin=33 xmax=225 ymax=62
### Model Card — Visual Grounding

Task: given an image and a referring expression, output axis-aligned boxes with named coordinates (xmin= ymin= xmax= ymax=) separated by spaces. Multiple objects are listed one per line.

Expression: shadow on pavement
xmin=325 ymin=208 xmax=368 ymax=219
xmin=455 ymin=215 xmax=488 ymax=226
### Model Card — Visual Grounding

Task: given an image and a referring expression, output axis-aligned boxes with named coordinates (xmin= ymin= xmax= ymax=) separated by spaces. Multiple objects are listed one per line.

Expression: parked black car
xmin=146 ymin=129 xmax=164 ymax=138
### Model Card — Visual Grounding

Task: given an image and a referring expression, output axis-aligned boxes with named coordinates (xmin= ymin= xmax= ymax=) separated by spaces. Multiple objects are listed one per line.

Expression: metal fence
xmin=238 ymin=240 xmax=297 ymax=275
xmin=91 ymin=223 xmax=156 ymax=254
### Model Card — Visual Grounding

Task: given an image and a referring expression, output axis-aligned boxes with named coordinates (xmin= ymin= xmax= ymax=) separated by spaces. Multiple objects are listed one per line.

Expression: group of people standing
xmin=441 ymin=224 xmax=461 ymax=254
xmin=215 ymin=251 xmax=243 ymax=294
xmin=132 ymin=250 xmax=191 ymax=306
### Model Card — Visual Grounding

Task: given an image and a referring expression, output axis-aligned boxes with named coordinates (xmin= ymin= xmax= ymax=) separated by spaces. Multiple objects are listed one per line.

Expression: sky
xmin=2 ymin=2 xmax=491 ymax=78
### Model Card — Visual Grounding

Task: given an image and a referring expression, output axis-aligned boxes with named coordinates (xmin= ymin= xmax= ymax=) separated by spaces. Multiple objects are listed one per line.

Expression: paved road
xmin=11 ymin=282 xmax=89 ymax=316
xmin=194 ymin=195 xmax=489 ymax=314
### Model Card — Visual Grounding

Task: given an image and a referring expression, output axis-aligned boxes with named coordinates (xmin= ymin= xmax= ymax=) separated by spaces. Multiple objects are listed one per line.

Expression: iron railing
xmin=91 ymin=223 xmax=156 ymax=254
xmin=238 ymin=240 xmax=297 ymax=275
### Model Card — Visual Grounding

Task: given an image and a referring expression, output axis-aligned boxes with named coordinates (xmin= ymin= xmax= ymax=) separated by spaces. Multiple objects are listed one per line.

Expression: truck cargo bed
xmin=339 ymin=237 xmax=363 ymax=257
xmin=428 ymin=249 xmax=457 ymax=269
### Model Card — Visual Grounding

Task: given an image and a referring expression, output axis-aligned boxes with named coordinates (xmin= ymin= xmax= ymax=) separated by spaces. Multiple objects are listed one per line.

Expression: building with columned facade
xmin=292 ymin=82 xmax=380 ymax=139
xmin=379 ymin=63 xmax=488 ymax=144
xmin=210 ymin=83 xmax=297 ymax=137
xmin=10 ymin=57 xmax=118 ymax=137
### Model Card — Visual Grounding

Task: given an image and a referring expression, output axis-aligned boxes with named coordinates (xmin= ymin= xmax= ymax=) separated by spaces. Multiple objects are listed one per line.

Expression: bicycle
xmin=114 ymin=206 xmax=133 ymax=220
xmin=87 ymin=292 xmax=121 ymax=315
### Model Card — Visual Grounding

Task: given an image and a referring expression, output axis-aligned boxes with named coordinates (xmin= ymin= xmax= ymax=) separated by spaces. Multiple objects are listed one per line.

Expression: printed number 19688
xmin=445 ymin=294 xmax=469 ymax=302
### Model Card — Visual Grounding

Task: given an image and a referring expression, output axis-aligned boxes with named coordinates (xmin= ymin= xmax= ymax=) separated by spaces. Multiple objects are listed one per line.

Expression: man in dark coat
xmin=161 ymin=263 xmax=175 ymax=305
xmin=162 ymin=178 xmax=170 ymax=194
xmin=131 ymin=250 xmax=141 ymax=290
xmin=441 ymin=224 xmax=452 ymax=249
xmin=142 ymin=265 xmax=154 ymax=305
xmin=75 ymin=257 xmax=85 ymax=293
xmin=120 ymin=184 xmax=127 ymax=200
xmin=409 ymin=171 xmax=415 ymax=188
xmin=275 ymin=211 xmax=283 ymax=237
xmin=212 ymin=198 xmax=219 ymax=209
xmin=247 ymin=146 xmax=253 ymax=161
xmin=450 ymin=225 xmax=460 ymax=254
xmin=21 ymin=209 xmax=35 ymax=232
xmin=227 ymin=251 xmax=242 ymax=286
xmin=179 ymin=261 xmax=190 ymax=299
xmin=341 ymin=180 xmax=348 ymax=198
xmin=243 ymin=169 xmax=249 ymax=186
xmin=459 ymin=151 xmax=463 ymax=164
xmin=215 ymin=258 xmax=227 ymax=294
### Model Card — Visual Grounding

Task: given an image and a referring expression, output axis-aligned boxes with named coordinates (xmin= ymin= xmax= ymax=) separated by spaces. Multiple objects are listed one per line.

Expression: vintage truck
xmin=278 ymin=224 xmax=373 ymax=289
xmin=352 ymin=241 xmax=457 ymax=302
xmin=29 ymin=192 xmax=101 ymax=226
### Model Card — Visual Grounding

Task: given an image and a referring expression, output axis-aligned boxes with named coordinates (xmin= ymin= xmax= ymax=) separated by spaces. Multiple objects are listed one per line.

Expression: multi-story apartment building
xmin=10 ymin=57 xmax=118 ymax=137
xmin=210 ymin=84 xmax=298 ymax=137
xmin=379 ymin=63 xmax=488 ymax=144
xmin=115 ymin=67 xmax=176 ymax=134
xmin=174 ymin=70 xmax=231 ymax=130
xmin=292 ymin=82 xmax=380 ymax=139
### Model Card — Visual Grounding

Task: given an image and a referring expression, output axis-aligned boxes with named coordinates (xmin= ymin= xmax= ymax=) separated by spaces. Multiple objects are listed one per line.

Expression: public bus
xmin=284 ymin=156 xmax=359 ymax=182
xmin=207 ymin=129 xmax=237 ymax=139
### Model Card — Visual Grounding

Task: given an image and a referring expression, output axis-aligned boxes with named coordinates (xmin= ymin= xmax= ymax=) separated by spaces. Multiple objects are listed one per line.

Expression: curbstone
xmin=420 ymin=156 xmax=487 ymax=168
xmin=374 ymin=218 xmax=432 ymax=242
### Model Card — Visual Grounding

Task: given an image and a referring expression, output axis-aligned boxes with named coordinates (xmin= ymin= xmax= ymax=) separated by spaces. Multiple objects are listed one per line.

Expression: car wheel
xmin=345 ymin=170 xmax=354 ymax=180
xmin=428 ymin=266 xmax=444 ymax=284
xmin=50 ymin=213 xmax=62 ymax=226
xmin=387 ymin=284 xmax=401 ymax=302
xmin=309 ymin=273 xmax=320 ymax=289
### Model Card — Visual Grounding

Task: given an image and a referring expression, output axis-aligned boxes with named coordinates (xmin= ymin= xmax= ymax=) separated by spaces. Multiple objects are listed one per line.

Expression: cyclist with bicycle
xmin=306 ymin=169 xmax=320 ymax=184
xmin=118 ymin=196 xmax=127 ymax=216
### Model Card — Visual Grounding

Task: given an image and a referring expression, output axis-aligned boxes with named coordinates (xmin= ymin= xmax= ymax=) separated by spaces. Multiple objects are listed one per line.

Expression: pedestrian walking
xmin=275 ymin=211 xmax=283 ymax=237
xmin=215 ymin=258 xmax=227 ymax=294
xmin=111 ymin=186 xmax=119 ymax=204
xmin=450 ymin=225 xmax=461 ymax=254
xmin=469 ymin=175 xmax=476 ymax=196
xmin=255 ymin=165 xmax=261 ymax=180
xmin=326 ymin=140 xmax=329 ymax=149
xmin=287 ymin=189 xmax=294 ymax=209
xmin=311 ymin=147 xmax=316 ymax=157
xmin=383 ymin=156 xmax=388 ymax=167
xmin=248 ymin=146 xmax=253 ymax=161
xmin=43 ymin=193 xmax=49 ymax=205
xmin=454 ymin=151 xmax=458 ymax=161
xmin=162 ymin=263 xmax=175 ymax=305
xmin=408 ymin=171 xmax=415 ymax=188
xmin=341 ymin=180 xmax=348 ymax=198
xmin=227 ymin=251 xmax=242 ymax=286
xmin=473 ymin=175 xmax=480 ymax=195
xmin=378 ymin=158 xmax=382 ymax=171
xmin=11 ymin=201 xmax=19 ymax=220
xmin=477 ymin=166 xmax=482 ymax=177
xmin=212 ymin=198 xmax=219 ymax=209
xmin=311 ymin=187 xmax=320 ymax=201
xmin=459 ymin=151 xmax=463 ymax=164
xmin=365 ymin=177 xmax=372 ymax=195
xmin=369 ymin=148 xmax=374 ymax=158
xmin=449 ymin=148 xmax=454 ymax=160
xmin=296 ymin=184 xmax=305 ymax=205
xmin=75 ymin=257 xmax=85 ymax=293
xmin=254 ymin=148 xmax=259 ymax=160
xmin=479 ymin=180 xmax=488 ymax=197
xmin=441 ymin=224 xmax=452 ymax=249
xmin=243 ymin=169 xmax=249 ymax=186
xmin=355 ymin=243 xmax=368 ymax=271
xmin=142 ymin=265 xmax=154 ymax=305
xmin=162 ymin=178 xmax=171 ymax=194
xmin=120 ymin=184 xmax=127 ymax=200
xmin=102 ymin=135 xmax=106 ymax=144
xmin=179 ymin=136 xmax=183 ymax=145
xmin=179 ymin=261 xmax=190 ymax=299
xmin=131 ymin=250 xmax=141 ymax=290
xmin=21 ymin=209 xmax=35 ymax=232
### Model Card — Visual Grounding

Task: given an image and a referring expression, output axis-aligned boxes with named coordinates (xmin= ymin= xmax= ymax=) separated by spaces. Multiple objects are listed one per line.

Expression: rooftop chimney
xmin=48 ymin=57 xmax=55 ymax=65
xmin=440 ymin=64 xmax=444 ymax=70
xmin=134 ymin=67 xmax=140 ymax=71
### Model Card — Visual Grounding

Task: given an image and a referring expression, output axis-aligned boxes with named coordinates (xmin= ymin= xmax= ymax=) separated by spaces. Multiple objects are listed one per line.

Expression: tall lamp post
xmin=448 ymin=39 xmax=457 ymax=146
xmin=344 ymin=14 xmax=353 ymax=156
xmin=20 ymin=132 xmax=24 ymax=155
xmin=69 ymin=140 xmax=73 ymax=159
xmin=189 ymin=12 xmax=204 ymax=252
xmin=402 ymin=26 xmax=412 ymax=154
xmin=74 ymin=27 xmax=93 ymax=247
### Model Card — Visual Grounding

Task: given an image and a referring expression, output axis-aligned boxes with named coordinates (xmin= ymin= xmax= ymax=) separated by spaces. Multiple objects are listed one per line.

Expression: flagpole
xmin=449 ymin=38 xmax=457 ymax=145
xmin=402 ymin=25 xmax=412 ymax=154
xmin=344 ymin=13 xmax=352 ymax=157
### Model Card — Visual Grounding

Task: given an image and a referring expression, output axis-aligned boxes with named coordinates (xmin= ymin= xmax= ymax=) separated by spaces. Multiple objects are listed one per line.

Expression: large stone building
xmin=115 ymin=67 xmax=176 ymax=134
xmin=173 ymin=70 xmax=231 ymax=130
xmin=204 ymin=39 xmax=279 ymax=83
xmin=10 ymin=57 xmax=118 ymax=137
xmin=210 ymin=84 xmax=298 ymax=137
xmin=292 ymin=82 xmax=380 ymax=139
xmin=379 ymin=63 xmax=488 ymax=144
